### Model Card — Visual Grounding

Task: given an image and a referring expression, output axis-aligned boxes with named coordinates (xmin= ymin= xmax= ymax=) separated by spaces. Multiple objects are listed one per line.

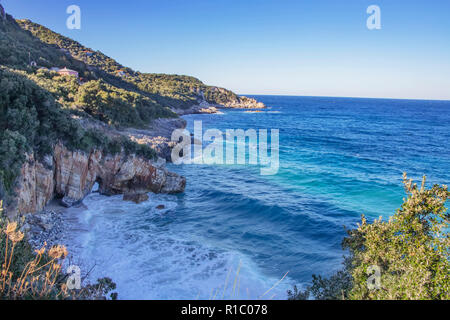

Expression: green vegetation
xmin=75 ymin=79 xmax=175 ymax=127
xmin=16 ymin=19 xmax=243 ymax=110
xmin=0 ymin=67 xmax=74 ymax=193
xmin=288 ymin=174 xmax=449 ymax=300
xmin=0 ymin=13 xmax=247 ymax=206
xmin=0 ymin=67 xmax=155 ymax=201
xmin=0 ymin=17 xmax=91 ymax=77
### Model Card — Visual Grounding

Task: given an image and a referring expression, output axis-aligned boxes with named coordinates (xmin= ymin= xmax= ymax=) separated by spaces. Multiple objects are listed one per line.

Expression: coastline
xmin=18 ymin=98 xmax=270 ymax=298
xmin=17 ymin=95 xmax=450 ymax=300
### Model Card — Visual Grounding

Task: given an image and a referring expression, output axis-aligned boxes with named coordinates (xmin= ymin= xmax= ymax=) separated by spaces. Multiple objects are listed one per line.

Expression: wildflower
xmin=8 ymin=231 xmax=24 ymax=243
xmin=35 ymin=247 xmax=46 ymax=255
xmin=48 ymin=245 xmax=68 ymax=259
xmin=52 ymin=263 xmax=62 ymax=271
xmin=4 ymin=222 xmax=17 ymax=235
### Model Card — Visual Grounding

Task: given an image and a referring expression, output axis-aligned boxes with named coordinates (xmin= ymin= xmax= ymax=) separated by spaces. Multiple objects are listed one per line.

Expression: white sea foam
xmin=61 ymin=193 xmax=292 ymax=300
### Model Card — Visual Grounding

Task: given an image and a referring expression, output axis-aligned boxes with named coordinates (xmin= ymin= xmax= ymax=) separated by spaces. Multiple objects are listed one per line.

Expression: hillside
xmin=0 ymin=6 xmax=264 ymax=211
xmin=15 ymin=19 xmax=262 ymax=112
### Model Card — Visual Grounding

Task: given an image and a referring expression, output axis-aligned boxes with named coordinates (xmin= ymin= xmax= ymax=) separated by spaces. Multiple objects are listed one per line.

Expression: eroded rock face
xmin=10 ymin=143 xmax=186 ymax=216
xmin=0 ymin=4 xmax=6 ymax=20
xmin=15 ymin=154 xmax=54 ymax=215
xmin=123 ymin=192 xmax=149 ymax=204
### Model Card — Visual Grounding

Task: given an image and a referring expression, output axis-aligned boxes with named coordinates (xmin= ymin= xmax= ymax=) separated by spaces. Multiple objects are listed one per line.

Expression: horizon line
xmin=238 ymin=93 xmax=450 ymax=102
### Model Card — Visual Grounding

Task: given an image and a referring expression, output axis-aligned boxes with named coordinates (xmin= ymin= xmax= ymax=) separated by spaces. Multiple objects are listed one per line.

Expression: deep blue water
xmin=63 ymin=96 xmax=450 ymax=299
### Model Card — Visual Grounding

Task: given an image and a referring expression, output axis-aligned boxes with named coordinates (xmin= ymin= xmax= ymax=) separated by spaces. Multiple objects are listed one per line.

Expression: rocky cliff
xmin=221 ymin=96 xmax=266 ymax=109
xmin=0 ymin=4 xmax=6 ymax=21
xmin=172 ymin=91 xmax=265 ymax=116
xmin=205 ymin=87 xmax=266 ymax=109
xmin=9 ymin=143 xmax=186 ymax=217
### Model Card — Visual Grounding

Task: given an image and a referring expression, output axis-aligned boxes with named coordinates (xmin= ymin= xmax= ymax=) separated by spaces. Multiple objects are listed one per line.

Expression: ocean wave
xmin=61 ymin=193 xmax=294 ymax=300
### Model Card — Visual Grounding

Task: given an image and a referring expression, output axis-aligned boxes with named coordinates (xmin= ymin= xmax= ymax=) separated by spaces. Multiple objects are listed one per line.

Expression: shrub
xmin=74 ymin=80 xmax=176 ymax=128
xmin=289 ymin=174 xmax=449 ymax=300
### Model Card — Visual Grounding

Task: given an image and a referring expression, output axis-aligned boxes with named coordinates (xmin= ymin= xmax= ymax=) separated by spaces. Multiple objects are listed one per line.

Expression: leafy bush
xmin=289 ymin=174 xmax=449 ymax=300
xmin=0 ymin=67 xmax=83 ymax=194
xmin=75 ymin=80 xmax=175 ymax=128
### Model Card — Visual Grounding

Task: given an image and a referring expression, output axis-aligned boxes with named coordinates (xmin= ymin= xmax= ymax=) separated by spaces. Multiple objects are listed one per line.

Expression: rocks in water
xmin=156 ymin=204 xmax=165 ymax=210
xmin=60 ymin=196 xmax=81 ymax=208
xmin=123 ymin=192 xmax=149 ymax=204
xmin=197 ymin=107 xmax=219 ymax=114
xmin=161 ymin=172 xmax=186 ymax=194
xmin=221 ymin=96 xmax=266 ymax=109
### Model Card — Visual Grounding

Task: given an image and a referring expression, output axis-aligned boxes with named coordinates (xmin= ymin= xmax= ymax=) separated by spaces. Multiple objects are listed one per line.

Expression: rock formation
xmin=123 ymin=192 xmax=149 ymax=204
xmin=207 ymin=88 xmax=266 ymax=109
xmin=222 ymin=97 xmax=265 ymax=109
xmin=9 ymin=143 xmax=186 ymax=217
xmin=0 ymin=4 xmax=6 ymax=21
xmin=171 ymin=90 xmax=265 ymax=116
xmin=124 ymin=118 xmax=186 ymax=161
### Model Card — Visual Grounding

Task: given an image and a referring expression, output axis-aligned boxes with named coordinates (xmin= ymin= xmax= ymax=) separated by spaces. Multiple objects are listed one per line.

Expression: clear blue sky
xmin=2 ymin=0 xmax=450 ymax=100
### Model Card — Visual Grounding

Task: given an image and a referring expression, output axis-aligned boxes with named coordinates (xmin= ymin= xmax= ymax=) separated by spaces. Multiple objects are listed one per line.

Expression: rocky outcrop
xmin=206 ymin=87 xmax=266 ymax=109
xmin=10 ymin=143 xmax=186 ymax=217
xmin=198 ymin=106 xmax=219 ymax=114
xmin=123 ymin=192 xmax=149 ymax=204
xmin=16 ymin=154 xmax=55 ymax=215
xmin=222 ymin=96 xmax=266 ymax=109
xmin=172 ymin=97 xmax=213 ymax=115
xmin=172 ymin=90 xmax=265 ymax=116
xmin=0 ymin=4 xmax=6 ymax=21
xmin=125 ymin=118 xmax=186 ymax=161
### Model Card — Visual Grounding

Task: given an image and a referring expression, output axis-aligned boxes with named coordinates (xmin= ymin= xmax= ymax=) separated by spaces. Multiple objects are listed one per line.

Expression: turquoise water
xmin=63 ymin=96 xmax=450 ymax=299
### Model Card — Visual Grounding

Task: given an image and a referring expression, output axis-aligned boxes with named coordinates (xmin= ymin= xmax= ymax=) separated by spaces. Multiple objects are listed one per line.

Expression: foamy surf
xmin=61 ymin=192 xmax=292 ymax=300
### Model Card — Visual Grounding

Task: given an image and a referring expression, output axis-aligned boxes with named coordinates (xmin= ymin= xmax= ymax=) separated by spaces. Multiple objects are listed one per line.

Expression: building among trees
xmin=57 ymin=67 xmax=79 ymax=78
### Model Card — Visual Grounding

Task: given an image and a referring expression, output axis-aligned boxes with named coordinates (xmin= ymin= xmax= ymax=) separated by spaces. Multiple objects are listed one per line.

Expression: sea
xmin=61 ymin=96 xmax=450 ymax=299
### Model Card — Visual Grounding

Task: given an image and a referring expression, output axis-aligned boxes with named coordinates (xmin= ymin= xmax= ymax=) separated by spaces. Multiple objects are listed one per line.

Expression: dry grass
xmin=0 ymin=201 xmax=117 ymax=300
xmin=204 ymin=259 xmax=289 ymax=300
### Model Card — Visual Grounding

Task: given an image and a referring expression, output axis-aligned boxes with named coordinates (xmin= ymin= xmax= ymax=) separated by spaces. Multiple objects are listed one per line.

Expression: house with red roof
xmin=57 ymin=67 xmax=79 ymax=78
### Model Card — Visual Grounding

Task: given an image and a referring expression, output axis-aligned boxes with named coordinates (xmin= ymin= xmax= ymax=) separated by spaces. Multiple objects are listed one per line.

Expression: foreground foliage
xmin=289 ymin=174 xmax=449 ymax=300
xmin=0 ymin=201 xmax=117 ymax=300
